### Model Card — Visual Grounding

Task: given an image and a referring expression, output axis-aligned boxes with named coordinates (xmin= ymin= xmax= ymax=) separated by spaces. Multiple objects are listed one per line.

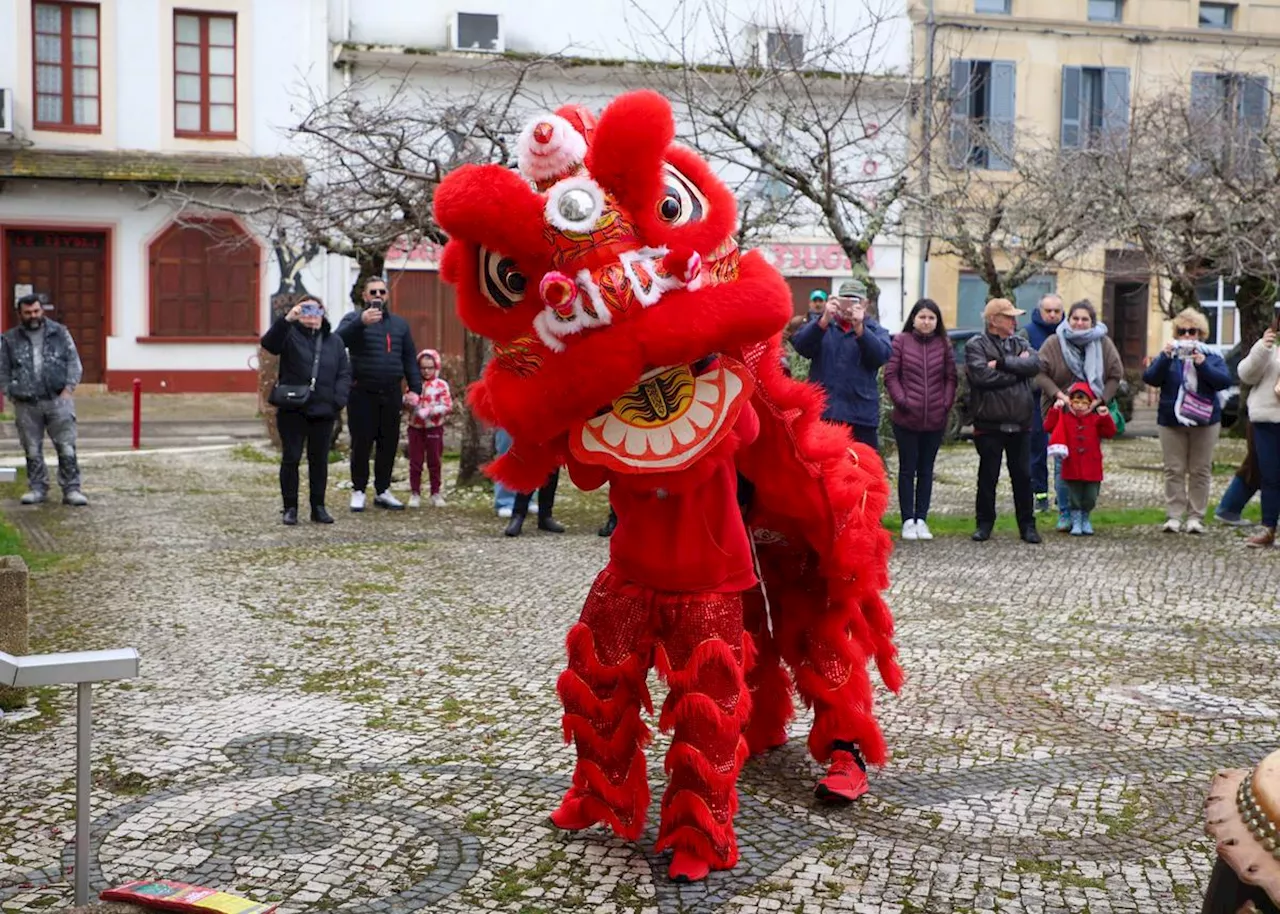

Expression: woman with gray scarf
xmin=1035 ymin=300 xmax=1124 ymax=532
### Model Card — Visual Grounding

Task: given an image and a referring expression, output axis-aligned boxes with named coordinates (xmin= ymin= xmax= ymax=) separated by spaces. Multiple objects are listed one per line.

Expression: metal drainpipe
xmin=917 ymin=0 xmax=936 ymax=302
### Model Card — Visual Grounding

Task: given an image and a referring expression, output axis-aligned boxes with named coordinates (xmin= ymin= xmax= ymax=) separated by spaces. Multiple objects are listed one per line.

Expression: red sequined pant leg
xmin=556 ymin=570 xmax=655 ymax=840
xmin=652 ymin=588 xmax=752 ymax=871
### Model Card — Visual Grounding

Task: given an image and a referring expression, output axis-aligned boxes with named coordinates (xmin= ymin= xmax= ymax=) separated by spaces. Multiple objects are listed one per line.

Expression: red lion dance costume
xmin=434 ymin=91 xmax=902 ymax=883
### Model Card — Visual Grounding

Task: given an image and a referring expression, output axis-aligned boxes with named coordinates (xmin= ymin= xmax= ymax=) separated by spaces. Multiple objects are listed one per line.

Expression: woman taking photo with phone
xmin=261 ymin=296 xmax=352 ymax=525
xmin=1141 ymin=308 xmax=1232 ymax=534
xmin=1235 ymin=318 xmax=1280 ymax=547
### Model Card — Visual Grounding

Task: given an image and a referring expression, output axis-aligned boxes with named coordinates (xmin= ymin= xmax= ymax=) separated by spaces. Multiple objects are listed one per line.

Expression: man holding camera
xmin=0 ymin=294 xmax=88 ymax=506
xmin=965 ymin=298 xmax=1042 ymax=544
xmin=790 ymin=278 xmax=892 ymax=450
xmin=337 ymin=276 xmax=422 ymax=512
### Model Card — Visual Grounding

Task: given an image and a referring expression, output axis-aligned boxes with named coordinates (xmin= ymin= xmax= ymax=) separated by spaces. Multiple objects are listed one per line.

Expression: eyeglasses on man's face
xmin=367 ymin=288 xmax=388 ymax=298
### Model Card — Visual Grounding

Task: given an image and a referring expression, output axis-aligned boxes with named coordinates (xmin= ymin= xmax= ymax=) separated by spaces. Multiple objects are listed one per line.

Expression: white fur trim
xmin=517 ymin=114 xmax=587 ymax=185
xmin=576 ymin=268 xmax=613 ymax=325
xmin=1047 ymin=444 xmax=1069 ymax=459
xmin=544 ymin=175 xmax=605 ymax=233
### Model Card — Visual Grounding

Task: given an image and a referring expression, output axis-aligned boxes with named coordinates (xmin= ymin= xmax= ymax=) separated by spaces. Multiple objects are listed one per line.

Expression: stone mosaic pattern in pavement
xmin=1 ymin=438 xmax=1276 ymax=914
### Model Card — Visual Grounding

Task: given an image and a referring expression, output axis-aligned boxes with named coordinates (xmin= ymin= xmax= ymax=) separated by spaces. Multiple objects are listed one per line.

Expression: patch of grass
xmin=231 ymin=443 xmax=276 ymax=464
xmin=882 ymin=506 xmax=1168 ymax=536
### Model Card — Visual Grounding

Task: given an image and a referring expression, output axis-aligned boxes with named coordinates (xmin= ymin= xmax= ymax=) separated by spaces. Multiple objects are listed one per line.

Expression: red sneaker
xmin=815 ymin=750 xmax=868 ymax=803
xmin=668 ymin=848 xmax=711 ymax=883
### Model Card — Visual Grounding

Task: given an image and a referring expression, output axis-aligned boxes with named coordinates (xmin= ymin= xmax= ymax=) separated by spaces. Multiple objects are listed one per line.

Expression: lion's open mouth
xmin=570 ymin=356 xmax=754 ymax=473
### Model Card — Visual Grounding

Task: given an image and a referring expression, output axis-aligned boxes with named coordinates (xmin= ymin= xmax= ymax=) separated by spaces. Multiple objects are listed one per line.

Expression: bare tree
xmin=625 ymin=0 xmax=916 ymax=301
xmin=1097 ymin=74 xmax=1280 ymax=351
xmin=165 ymin=59 xmax=547 ymax=483
xmin=910 ymin=63 xmax=1118 ymax=301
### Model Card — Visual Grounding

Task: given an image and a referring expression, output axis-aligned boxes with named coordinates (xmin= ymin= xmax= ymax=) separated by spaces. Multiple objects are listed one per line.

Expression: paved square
xmin=1 ymin=438 xmax=1276 ymax=913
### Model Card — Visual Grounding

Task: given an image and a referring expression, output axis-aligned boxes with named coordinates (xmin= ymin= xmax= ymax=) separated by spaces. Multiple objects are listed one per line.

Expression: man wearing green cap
xmin=790 ymin=278 xmax=892 ymax=450
xmin=808 ymin=288 xmax=829 ymax=316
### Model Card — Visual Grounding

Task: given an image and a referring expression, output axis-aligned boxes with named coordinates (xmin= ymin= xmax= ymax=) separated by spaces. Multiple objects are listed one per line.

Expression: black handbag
xmin=269 ymin=333 xmax=322 ymax=409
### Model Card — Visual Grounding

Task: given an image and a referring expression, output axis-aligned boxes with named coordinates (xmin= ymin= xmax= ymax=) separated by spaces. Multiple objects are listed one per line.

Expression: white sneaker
xmin=430 ymin=494 xmax=447 ymax=508
xmin=1162 ymin=518 xmax=1181 ymax=533
xmin=408 ymin=494 xmax=421 ymax=509
xmin=1185 ymin=518 xmax=1205 ymax=535
xmin=20 ymin=490 xmax=46 ymax=505
xmin=915 ymin=519 xmax=933 ymax=540
xmin=497 ymin=506 xmax=513 ymax=519
xmin=374 ymin=490 xmax=405 ymax=510
xmin=901 ymin=519 xmax=918 ymax=541
xmin=350 ymin=491 xmax=366 ymax=512
xmin=62 ymin=490 xmax=88 ymax=507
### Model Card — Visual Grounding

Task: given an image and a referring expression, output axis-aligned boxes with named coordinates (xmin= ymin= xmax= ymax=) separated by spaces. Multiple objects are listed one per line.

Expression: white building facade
xmin=0 ymin=0 xmax=326 ymax=392
xmin=0 ymin=0 xmax=911 ymax=393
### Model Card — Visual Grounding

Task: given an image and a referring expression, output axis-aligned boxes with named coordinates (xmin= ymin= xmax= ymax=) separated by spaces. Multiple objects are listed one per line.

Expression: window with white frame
xmin=1195 ymin=277 xmax=1237 ymax=347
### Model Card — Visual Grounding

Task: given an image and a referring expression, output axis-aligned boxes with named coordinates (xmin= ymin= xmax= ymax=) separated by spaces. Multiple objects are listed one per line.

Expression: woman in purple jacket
xmin=885 ymin=299 xmax=958 ymax=541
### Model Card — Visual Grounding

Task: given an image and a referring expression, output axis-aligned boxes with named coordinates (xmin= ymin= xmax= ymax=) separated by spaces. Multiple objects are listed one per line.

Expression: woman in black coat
xmin=261 ymin=296 xmax=352 ymax=525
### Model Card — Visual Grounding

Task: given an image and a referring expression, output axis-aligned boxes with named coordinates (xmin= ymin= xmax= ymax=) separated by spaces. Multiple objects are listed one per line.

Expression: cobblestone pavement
xmin=1 ymin=437 xmax=1276 ymax=914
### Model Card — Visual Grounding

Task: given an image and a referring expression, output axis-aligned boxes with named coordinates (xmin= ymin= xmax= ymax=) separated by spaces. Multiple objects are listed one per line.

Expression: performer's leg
xmin=552 ymin=570 xmax=654 ymax=841
xmin=742 ymin=584 xmax=793 ymax=757
xmin=653 ymin=590 xmax=751 ymax=881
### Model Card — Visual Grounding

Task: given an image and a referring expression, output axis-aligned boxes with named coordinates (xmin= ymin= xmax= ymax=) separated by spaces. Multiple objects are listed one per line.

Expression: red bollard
xmin=132 ymin=378 xmax=142 ymax=449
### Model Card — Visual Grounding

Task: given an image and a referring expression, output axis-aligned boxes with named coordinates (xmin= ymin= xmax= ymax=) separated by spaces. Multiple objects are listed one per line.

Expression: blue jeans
xmin=493 ymin=428 xmax=516 ymax=512
xmin=1254 ymin=421 xmax=1280 ymax=529
xmin=1030 ymin=402 xmax=1049 ymax=494
xmin=1216 ymin=474 xmax=1257 ymax=519
xmin=893 ymin=424 xmax=943 ymax=521
xmin=1053 ymin=457 xmax=1070 ymax=513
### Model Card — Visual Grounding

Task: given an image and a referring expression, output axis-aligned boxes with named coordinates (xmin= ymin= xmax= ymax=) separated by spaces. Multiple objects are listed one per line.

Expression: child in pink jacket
xmin=403 ymin=349 xmax=452 ymax=507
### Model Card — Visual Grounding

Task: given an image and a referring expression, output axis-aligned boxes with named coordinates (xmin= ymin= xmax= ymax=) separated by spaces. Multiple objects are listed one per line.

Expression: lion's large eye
xmin=479 ymin=249 xmax=526 ymax=310
xmin=656 ymin=164 xmax=708 ymax=226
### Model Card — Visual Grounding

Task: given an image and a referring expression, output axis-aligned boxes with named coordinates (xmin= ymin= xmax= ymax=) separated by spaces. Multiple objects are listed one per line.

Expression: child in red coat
xmin=1045 ymin=381 xmax=1117 ymax=535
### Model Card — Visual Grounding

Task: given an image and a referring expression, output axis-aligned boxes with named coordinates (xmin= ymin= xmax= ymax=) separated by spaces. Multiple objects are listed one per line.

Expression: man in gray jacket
xmin=0 ymin=295 xmax=87 ymax=506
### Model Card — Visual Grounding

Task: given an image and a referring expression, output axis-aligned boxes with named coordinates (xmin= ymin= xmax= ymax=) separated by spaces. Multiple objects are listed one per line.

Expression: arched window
xmin=148 ymin=220 xmax=260 ymax=338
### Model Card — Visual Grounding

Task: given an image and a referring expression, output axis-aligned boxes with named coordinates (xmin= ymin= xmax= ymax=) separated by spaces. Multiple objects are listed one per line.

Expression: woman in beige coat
xmin=1035 ymin=300 xmax=1125 ymax=531
xmin=1236 ymin=322 xmax=1280 ymax=547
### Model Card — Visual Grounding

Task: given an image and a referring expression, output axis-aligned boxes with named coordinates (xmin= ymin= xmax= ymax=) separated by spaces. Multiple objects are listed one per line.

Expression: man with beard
xmin=336 ymin=276 xmax=422 ymax=511
xmin=0 ymin=294 xmax=88 ymax=506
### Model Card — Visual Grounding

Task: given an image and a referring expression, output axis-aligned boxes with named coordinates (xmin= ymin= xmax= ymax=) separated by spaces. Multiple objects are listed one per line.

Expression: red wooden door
xmin=5 ymin=230 xmax=107 ymax=383
xmin=386 ymin=269 xmax=464 ymax=363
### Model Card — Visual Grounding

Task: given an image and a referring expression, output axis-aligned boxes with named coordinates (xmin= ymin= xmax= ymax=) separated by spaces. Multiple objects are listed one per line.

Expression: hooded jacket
xmin=885 ymin=330 xmax=957 ymax=432
xmin=261 ymin=315 xmax=352 ymax=420
xmin=1043 ymin=382 xmax=1116 ymax=482
xmin=1024 ymin=309 xmax=1061 ymax=352
xmin=336 ymin=304 xmax=423 ymax=392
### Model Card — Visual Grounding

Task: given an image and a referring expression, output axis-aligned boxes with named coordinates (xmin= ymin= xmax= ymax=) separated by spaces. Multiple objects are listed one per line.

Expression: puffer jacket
xmin=261 ymin=316 xmax=352 ymax=420
xmin=885 ymin=331 xmax=957 ymax=432
xmin=963 ymin=331 xmax=1042 ymax=431
xmin=1141 ymin=348 xmax=1231 ymax=427
xmin=336 ymin=306 xmax=423 ymax=392
xmin=1237 ymin=338 xmax=1280 ymax=425
xmin=0 ymin=319 xmax=82 ymax=401
xmin=790 ymin=315 xmax=892 ymax=427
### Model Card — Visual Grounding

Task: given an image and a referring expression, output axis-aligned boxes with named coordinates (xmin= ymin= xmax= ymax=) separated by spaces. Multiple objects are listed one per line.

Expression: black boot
xmin=282 ymin=507 xmax=298 ymax=526
xmin=537 ymin=470 xmax=565 ymax=533
xmin=971 ymin=524 xmax=992 ymax=542
xmin=598 ymin=509 xmax=617 ymax=537
xmin=311 ymin=505 xmax=334 ymax=524
xmin=505 ymin=492 xmax=531 ymax=537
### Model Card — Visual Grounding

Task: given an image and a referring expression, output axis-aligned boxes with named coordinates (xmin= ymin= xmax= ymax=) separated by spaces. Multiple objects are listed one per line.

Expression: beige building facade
xmin=909 ymin=0 xmax=1280 ymax=367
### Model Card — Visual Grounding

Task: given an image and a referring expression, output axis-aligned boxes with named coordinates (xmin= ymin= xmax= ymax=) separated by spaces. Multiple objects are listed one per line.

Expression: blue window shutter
xmin=988 ymin=61 xmax=1017 ymax=170
xmin=1240 ymin=75 xmax=1269 ymax=131
xmin=950 ymin=59 xmax=972 ymax=168
xmin=1102 ymin=67 xmax=1130 ymax=148
xmin=1061 ymin=66 xmax=1082 ymax=149
xmin=1190 ymin=71 xmax=1221 ymax=124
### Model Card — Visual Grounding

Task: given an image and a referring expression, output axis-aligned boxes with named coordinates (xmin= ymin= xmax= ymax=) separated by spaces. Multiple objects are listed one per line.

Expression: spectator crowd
xmin=3 ymin=280 xmax=1278 ymax=548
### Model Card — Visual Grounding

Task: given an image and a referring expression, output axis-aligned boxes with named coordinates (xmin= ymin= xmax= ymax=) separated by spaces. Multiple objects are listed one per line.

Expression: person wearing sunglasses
xmin=261 ymin=296 xmax=351 ymax=524
xmin=336 ymin=276 xmax=423 ymax=512
xmin=1142 ymin=308 xmax=1232 ymax=534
